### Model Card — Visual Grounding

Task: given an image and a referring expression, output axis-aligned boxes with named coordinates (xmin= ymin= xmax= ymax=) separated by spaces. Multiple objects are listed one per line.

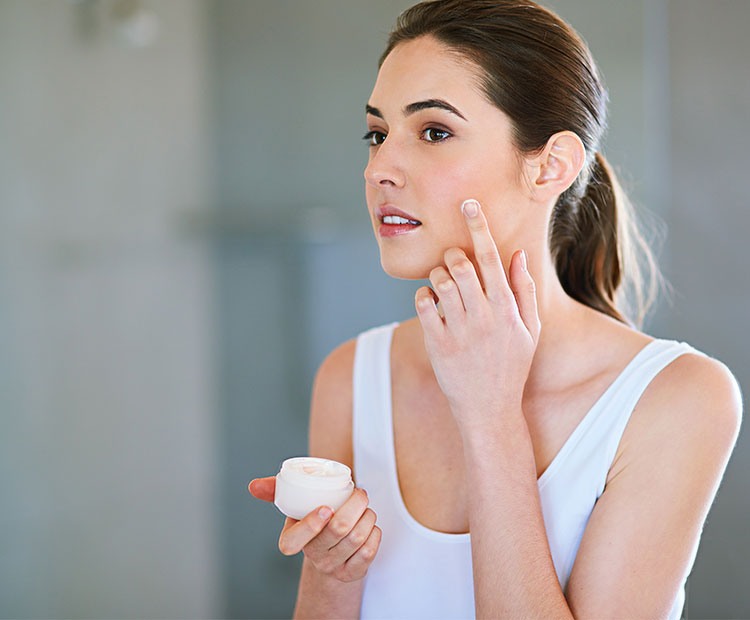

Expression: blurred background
xmin=0 ymin=0 xmax=747 ymax=618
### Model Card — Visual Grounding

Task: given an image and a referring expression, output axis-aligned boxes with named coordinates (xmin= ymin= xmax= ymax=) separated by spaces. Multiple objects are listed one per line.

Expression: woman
xmin=249 ymin=1 xmax=742 ymax=617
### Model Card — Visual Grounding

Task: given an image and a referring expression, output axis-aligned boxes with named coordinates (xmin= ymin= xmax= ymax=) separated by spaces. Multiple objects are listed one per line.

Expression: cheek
xmin=423 ymin=150 xmax=507 ymax=228
xmin=428 ymin=148 xmax=512 ymax=203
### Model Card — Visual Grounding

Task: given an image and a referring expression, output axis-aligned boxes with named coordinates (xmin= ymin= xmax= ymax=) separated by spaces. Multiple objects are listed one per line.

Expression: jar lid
xmin=278 ymin=456 xmax=352 ymax=489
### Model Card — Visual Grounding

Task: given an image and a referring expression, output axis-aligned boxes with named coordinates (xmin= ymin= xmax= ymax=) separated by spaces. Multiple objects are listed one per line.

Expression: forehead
xmin=368 ymin=36 xmax=484 ymax=113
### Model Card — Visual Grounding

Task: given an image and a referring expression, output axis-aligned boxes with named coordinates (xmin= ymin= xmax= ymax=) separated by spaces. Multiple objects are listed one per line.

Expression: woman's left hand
xmin=414 ymin=199 xmax=542 ymax=437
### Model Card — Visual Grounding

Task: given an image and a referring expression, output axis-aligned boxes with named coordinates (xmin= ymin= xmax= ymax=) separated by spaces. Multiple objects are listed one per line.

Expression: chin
xmin=379 ymin=256 xmax=429 ymax=281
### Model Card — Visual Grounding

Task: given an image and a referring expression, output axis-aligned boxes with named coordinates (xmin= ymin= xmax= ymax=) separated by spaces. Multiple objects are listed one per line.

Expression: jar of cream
xmin=274 ymin=456 xmax=355 ymax=520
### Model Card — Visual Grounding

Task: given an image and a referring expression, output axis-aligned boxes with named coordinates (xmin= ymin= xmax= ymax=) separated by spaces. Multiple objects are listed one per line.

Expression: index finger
xmin=278 ymin=506 xmax=334 ymax=555
xmin=461 ymin=199 xmax=513 ymax=305
xmin=279 ymin=487 xmax=369 ymax=556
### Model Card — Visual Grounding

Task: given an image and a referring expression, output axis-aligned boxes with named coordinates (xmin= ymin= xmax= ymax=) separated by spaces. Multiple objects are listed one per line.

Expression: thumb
xmin=249 ymin=476 xmax=277 ymax=502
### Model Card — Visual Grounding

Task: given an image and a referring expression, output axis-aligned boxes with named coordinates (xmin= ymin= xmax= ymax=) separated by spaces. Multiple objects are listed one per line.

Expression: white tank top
xmin=353 ymin=320 xmax=706 ymax=620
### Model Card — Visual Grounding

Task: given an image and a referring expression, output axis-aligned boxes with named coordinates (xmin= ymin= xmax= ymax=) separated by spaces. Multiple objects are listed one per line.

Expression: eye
xmin=422 ymin=127 xmax=451 ymax=143
xmin=361 ymin=126 xmax=453 ymax=147
xmin=361 ymin=130 xmax=385 ymax=147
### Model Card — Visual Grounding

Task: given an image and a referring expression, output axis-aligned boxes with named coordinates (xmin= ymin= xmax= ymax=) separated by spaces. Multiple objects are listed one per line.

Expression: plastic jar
xmin=274 ymin=456 xmax=355 ymax=520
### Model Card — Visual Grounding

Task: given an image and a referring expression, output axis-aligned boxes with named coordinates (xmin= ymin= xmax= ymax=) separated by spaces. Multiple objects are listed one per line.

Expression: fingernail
xmin=318 ymin=507 xmax=332 ymax=519
xmin=520 ymin=249 xmax=528 ymax=271
xmin=461 ymin=199 xmax=478 ymax=217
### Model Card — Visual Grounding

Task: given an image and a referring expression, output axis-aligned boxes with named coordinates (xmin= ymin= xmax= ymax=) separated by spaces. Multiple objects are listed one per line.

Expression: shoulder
xmin=640 ymin=347 xmax=742 ymax=440
xmin=592 ymin=311 xmax=741 ymax=440
xmin=307 ymin=336 xmax=359 ymax=481
xmin=581 ymin=308 xmax=743 ymax=479
xmin=611 ymin=342 xmax=742 ymax=483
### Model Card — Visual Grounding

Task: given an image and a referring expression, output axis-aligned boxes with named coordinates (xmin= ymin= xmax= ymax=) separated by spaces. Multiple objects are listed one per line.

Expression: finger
xmin=461 ymin=199 xmax=513 ymax=307
xmin=428 ymin=265 xmax=465 ymax=323
xmin=278 ymin=503 xmax=335 ymax=556
xmin=443 ymin=247 xmax=485 ymax=315
xmin=305 ymin=488 xmax=370 ymax=555
xmin=326 ymin=507 xmax=377 ymax=569
xmin=249 ymin=476 xmax=276 ymax=502
xmin=511 ymin=249 xmax=542 ymax=342
xmin=415 ymin=286 xmax=444 ymax=334
xmin=339 ymin=525 xmax=382 ymax=582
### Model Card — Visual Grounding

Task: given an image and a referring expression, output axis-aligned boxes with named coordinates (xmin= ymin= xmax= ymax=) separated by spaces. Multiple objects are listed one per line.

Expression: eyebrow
xmin=365 ymin=98 xmax=467 ymax=122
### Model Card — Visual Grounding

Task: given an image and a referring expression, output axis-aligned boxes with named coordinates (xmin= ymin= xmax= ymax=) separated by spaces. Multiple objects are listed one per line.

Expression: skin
xmin=364 ymin=34 xmax=628 ymax=398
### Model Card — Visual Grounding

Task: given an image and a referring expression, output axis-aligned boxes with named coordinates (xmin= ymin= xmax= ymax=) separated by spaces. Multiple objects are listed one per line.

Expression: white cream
xmin=274 ymin=456 xmax=355 ymax=520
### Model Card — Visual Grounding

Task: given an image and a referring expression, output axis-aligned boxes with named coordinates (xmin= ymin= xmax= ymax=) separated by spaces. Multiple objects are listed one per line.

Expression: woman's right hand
xmin=249 ymin=476 xmax=383 ymax=583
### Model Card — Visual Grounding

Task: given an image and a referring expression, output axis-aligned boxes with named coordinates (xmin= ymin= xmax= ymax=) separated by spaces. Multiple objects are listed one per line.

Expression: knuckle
xmin=317 ymin=558 xmax=334 ymax=575
xmin=443 ymin=247 xmax=461 ymax=263
xmin=454 ymin=260 xmax=473 ymax=276
xmin=329 ymin=520 xmax=350 ymax=538
xmin=479 ymin=250 xmax=501 ymax=265
xmin=350 ymin=530 xmax=367 ymax=547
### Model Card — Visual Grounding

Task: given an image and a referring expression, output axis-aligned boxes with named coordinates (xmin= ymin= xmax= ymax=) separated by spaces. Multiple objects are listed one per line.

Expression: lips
xmin=375 ymin=205 xmax=421 ymax=224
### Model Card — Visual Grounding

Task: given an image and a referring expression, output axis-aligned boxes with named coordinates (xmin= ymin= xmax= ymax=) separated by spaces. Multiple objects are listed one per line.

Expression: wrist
xmin=455 ymin=404 xmax=526 ymax=439
xmin=459 ymin=408 xmax=530 ymax=456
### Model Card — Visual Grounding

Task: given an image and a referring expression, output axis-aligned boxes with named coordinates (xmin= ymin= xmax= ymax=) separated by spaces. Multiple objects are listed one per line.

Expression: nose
xmin=363 ymin=140 xmax=406 ymax=189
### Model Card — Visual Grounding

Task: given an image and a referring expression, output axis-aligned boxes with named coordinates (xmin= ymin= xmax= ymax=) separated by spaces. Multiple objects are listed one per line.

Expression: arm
xmin=462 ymin=407 xmax=573 ymax=618
xmin=291 ymin=338 xmax=368 ymax=620
xmin=565 ymin=354 xmax=741 ymax=618
xmin=293 ymin=555 xmax=366 ymax=620
xmin=461 ymin=353 xmax=742 ymax=618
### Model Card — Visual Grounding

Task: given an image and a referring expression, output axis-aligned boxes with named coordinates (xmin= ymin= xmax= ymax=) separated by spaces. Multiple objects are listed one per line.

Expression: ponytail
xmin=551 ymin=151 xmax=670 ymax=329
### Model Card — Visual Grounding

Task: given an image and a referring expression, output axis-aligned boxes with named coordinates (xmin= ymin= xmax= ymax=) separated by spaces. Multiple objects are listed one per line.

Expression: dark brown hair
xmin=378 ymin=0 xmax=670 ymax=328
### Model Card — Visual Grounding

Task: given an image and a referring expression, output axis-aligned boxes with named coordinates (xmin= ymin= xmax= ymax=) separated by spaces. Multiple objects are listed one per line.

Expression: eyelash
xmin=361 ymin=127 xmax=452 ymax=147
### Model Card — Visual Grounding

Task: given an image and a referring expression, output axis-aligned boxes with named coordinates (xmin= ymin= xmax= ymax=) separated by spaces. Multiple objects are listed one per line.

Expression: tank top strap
xmin=352 ymin=321 xmax=399 ymax=487
xmin=586 ymin=338 xmax=709 ymax=497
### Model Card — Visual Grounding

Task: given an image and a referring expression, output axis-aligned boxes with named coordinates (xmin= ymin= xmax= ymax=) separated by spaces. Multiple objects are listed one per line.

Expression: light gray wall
xmin=667 ymin=2 xmax=750 ymax=617
xmin=0 ymin=0 xmax=221 ymax=618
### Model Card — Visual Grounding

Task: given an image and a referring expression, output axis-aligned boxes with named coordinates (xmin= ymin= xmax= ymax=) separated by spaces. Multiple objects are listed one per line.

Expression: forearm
xmin=292 ymin=555 xmax=365 ymax=620
xmin=461 ymin=410 xmax=574 ymax=619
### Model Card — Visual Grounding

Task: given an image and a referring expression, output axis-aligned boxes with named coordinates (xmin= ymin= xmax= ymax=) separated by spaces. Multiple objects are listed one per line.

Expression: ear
xmin=528 ymin=131 xmax=586 ymax=201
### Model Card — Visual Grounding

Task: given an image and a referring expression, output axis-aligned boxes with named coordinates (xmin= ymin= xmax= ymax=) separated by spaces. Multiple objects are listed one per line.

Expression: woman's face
xmin=364 ymin=35 xmax=533 ymax=280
